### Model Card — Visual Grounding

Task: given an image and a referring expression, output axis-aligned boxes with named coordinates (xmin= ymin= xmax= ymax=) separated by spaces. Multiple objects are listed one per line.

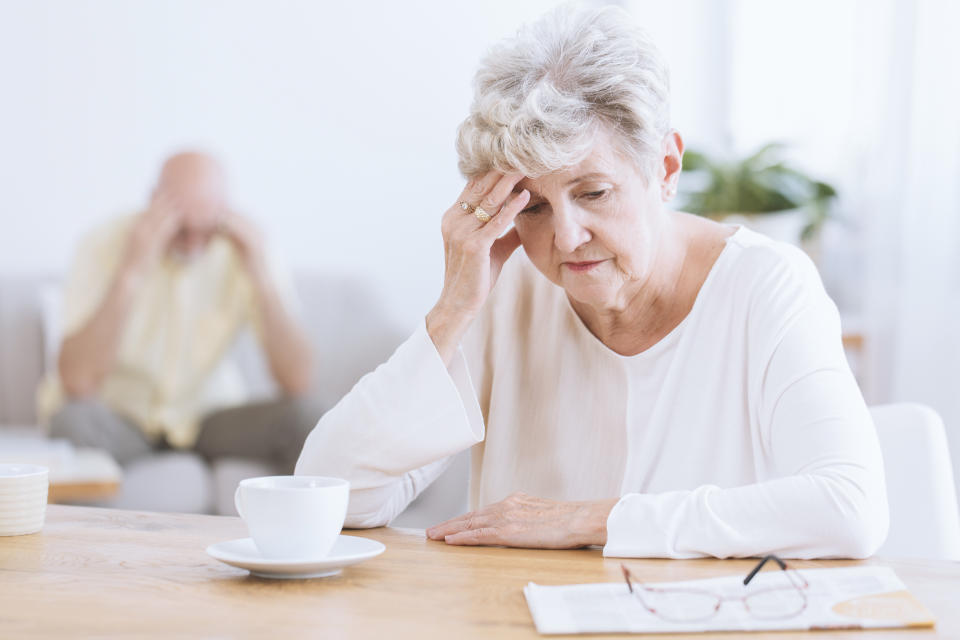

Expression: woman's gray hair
xmin=456 ymin=4 xmax=670 ymax=180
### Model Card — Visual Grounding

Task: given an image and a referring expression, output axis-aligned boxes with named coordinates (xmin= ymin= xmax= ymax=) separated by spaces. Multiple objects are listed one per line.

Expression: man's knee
xmin=48 ymin=399 xmax=104 ymax=440
xmin=48 ymin=399 xmax=155 ymax=466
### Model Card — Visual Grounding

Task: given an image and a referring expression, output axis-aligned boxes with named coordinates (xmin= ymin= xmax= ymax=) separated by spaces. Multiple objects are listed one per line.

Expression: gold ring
xmin=474 ymin=206 xmax=491 ymax=223
xmin=459 ymin=201 xmax=470 ymax=211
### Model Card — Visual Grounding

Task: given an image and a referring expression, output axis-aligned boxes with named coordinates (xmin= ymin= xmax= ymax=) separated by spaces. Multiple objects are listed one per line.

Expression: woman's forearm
xmin=295 ymin=323 xmax=485 ymax=501
xmin=604 ymin=467 xmax=888 ymax=559
xmin=425 ymin=303 xmax=476 ymax=367
xmin=577 ymin=498 xmax=620 ymax=547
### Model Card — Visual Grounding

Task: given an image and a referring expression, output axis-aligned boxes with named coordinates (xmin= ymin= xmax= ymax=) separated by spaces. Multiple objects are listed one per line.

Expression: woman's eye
xmin=583 ymin=190 xmax=607 ymax=199
xmin=520 ymin=203 xmax=543 ymax=215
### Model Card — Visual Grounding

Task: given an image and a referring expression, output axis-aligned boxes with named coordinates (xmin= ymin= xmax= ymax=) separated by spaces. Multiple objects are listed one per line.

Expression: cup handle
xmin=234 ymin=486 xmax=244 ymax=519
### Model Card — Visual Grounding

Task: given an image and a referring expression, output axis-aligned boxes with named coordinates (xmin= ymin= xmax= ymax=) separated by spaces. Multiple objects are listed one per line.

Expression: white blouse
xmin=296 ymin=227 xmax=889 ymax=559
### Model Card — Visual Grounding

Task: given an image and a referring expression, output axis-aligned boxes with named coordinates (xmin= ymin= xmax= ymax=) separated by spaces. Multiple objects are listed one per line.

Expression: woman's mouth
xmin=563 ymin=259 xmax=606 ymax=273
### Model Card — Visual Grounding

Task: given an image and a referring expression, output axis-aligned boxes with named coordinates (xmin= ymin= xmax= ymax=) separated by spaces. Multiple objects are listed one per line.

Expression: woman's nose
xmin=552 ymin=207 xmax=592 ymax=254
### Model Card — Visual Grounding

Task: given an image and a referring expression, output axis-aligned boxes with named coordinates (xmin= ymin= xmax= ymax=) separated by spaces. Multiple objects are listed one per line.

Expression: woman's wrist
xmin=575 ymin=498 xmax=619 ymax=547
xmin=425 ymin=302 xmax=475 ymax=366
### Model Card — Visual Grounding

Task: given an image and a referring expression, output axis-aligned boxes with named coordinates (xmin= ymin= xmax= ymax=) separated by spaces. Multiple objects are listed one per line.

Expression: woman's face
xmin=514 ymin=128 xmax=681 ymax=311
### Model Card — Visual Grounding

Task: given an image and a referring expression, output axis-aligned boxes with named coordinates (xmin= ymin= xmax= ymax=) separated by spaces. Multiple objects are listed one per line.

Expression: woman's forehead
xmin=517 ymin=147 xmax=623 ymax=195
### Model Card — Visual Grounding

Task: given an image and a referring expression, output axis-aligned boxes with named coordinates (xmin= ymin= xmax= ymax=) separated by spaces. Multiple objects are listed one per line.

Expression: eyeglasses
xmin=621 ymin=555 xmax=810 ymax=623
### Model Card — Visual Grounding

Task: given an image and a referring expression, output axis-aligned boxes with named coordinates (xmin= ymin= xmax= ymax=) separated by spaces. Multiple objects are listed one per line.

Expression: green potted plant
xmin=679 ymin=142 xmax=837 ymax=245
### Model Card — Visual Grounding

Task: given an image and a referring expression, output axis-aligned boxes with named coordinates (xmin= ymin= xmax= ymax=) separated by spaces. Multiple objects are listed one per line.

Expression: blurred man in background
xmin=38 ymin=151 xmax=318 ymax=474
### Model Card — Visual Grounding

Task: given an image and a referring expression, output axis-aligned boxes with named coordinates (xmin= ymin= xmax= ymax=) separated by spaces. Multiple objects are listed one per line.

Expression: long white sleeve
xmin=295 ymin=322 xmax=485 ymax=527
xmin=603 ymin=249 xmax=889 ymax=559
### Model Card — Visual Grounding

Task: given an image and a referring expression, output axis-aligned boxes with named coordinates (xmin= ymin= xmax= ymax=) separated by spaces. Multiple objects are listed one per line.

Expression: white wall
xmin=0 ymin=0 xmax=722 ymax=331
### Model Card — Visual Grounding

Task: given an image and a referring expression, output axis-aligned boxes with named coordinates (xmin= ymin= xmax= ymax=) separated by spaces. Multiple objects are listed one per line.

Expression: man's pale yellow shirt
xmin=38 ymin=215 xmax=287 ymax=448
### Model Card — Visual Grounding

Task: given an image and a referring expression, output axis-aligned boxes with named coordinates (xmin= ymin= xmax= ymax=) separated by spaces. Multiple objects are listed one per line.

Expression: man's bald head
xmin=154 ymin=151 xmax=229 ymax=258
xmin=158 ymin=151 xmax=226 ymax=192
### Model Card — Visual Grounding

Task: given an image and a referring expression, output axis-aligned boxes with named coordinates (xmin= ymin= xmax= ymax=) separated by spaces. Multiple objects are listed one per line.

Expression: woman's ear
xmin=660 ymin=130 xmax=684 ymax=201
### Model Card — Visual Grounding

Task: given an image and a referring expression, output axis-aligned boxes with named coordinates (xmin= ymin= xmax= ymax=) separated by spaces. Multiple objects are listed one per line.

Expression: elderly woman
xmin=296 ymin=6 xmax=888 ymax=558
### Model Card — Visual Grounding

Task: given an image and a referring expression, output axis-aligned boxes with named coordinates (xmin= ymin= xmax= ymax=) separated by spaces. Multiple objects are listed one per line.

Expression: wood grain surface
xmin=0 ymin=505 xmax=954 ymax=638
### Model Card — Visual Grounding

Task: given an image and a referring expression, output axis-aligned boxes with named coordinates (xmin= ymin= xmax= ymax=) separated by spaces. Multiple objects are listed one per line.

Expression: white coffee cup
xmin=234 ymin=476 xmax=349 ymax=559
xmin=0 ymin=464 xmax=49 ymax=536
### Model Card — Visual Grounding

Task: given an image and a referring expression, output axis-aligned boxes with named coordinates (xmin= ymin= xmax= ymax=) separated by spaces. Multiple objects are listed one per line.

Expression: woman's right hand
xmin=426 ymin=171 xmax=530 ymax=364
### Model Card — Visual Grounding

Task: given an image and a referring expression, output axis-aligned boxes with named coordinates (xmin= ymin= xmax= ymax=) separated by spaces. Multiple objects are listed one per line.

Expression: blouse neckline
xmin=562 ymin=225 xmax=745 ymax=362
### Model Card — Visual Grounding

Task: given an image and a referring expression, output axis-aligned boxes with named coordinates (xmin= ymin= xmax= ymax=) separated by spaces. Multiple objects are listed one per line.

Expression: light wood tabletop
xmin=0 ymin=505 xmax=956 ymax=638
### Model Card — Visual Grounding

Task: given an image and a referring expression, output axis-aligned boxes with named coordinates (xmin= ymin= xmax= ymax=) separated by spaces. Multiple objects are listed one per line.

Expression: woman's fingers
xmin=442 ymin=174 xmax=527 ymax=267
xmin=451 ymin=171 xmax=525 ymax=221
xmin=426 ymin=493 xmax=607 ymax=549
xmin=425 ymin=517 xmax=462 ymax=540
xmin=444 ymin=171 xmax=505 ymax=242
xmin=443 ymin=527 xmax=502 ymax=546
xmin=426 ymin=511 xmax=489 ymax=540
xmin=481 ymin=188 xmax=528 ymax=239
xmin=454 ymin=170 xmax=501 ymax=210
xmin=476 ymin=172 xmax=524 ymax=218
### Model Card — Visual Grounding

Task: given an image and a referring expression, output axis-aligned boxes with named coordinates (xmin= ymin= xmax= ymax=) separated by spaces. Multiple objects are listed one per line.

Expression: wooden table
xmin=0 ymin=506 xmax=956 ymax=638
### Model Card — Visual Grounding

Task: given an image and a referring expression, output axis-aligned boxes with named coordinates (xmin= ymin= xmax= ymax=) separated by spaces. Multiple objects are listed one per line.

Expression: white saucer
xmin=206 ymin=534 xmax=385 ymax=579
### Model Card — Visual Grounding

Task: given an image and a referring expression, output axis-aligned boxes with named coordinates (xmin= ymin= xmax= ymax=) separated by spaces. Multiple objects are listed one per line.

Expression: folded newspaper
xmin=524 ymin=566 xmax=934 ymax=634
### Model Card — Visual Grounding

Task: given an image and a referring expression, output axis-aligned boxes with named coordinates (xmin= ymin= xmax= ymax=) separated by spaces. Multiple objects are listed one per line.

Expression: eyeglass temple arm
xmin=743 ymin=554 xmax=787 ymax=585
xmin=620 ymin=564 xmax=634 ymax=593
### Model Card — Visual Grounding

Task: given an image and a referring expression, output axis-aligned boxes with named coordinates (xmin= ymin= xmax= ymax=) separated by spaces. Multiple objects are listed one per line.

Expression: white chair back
xmin=871 ymin=403 xmax=960 ymax=560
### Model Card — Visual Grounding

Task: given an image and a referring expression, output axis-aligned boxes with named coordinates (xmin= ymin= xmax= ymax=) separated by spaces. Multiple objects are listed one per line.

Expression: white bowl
xmin=0 ymin=507 xmax=44 ymax=516
xmin=0 ymin=487 xmax=48 ymax=507
xmin=0 ymin=501 xmax=46 ymax=513
xmin=0 ymin=478 xmax=49 ymax=490
xmin=0 ymin=482 xmax=49 ymax=500
xmin=0 ymin=473 xmax=47 ymax=482
xmin=0 ymin=464 xmax=49 ymax=480
xmin=0 ymin=465 xmax=48 ymax=536
xmin=0 ymin=500 xmax=45 ymax=510
xmin=0 ymin=493 xmax=48 ymax=506
xmin=0 ymin=481 xmax=47 ymax=491
xmin=0 ymin=495 xmax=48 ymax=506
xmin=0 ymin=510 xmax=45 ymax=525
xmin=0 ymin=513 xmax=44 ymax=526
xmin=0 ymin=512 xmax=46 ymax=524
xmin=0 ymin=505 xmax=46 ymax=519
xmin=0 ymin=470 xmax=47 ymax=480
xmin=0 ymin=468 xmax=49 ymax=495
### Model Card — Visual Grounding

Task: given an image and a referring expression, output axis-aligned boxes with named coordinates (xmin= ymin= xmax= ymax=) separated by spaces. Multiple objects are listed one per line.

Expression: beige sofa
xmin=0 ymin=273 xmax=468 ymax=526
